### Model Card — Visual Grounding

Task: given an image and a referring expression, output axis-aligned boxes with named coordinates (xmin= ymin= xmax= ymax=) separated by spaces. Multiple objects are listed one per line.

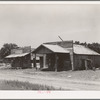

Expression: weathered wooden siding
xmin=11 ymin=46 xmax=31 ymax=54
xmin=74 ymin=54 xmax=100 ymax=70
xmin=35 ymin=46 xmax=52 ymax=54
xmin=22 ymin=54 xmax=31 ymax=68
xmin=92 ymin=56 xmax=100 ymax=68
xmin=11 ymin=54 xmax=31 ymax=69
xmin=46 ymin=53 xmax=71 ymax=71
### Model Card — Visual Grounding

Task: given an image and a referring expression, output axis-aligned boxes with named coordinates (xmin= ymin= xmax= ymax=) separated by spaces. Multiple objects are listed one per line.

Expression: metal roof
xmin=5 ymin=53 xmax=30 ymax=58
xmin=73 ymin=44 xmax=100 ymax=55
xmin=42 ymin=44 xmax=69 ymax=53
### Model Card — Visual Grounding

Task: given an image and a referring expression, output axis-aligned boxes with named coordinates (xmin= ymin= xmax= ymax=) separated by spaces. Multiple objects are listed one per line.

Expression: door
xmin=87 ymin=59 xmax=93 ymax=69
xmin=57 ymin=53 xmax=71 ymax=71
xmin=40 ymin=57 xmax=43 ymax=68
xmin=81 ymin=59 xmax=86 ymax=70
xmin=81 ymin=59 xmax=93 ymax=70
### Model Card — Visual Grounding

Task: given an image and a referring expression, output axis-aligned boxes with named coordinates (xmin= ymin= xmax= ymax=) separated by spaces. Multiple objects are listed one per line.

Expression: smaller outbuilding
xmin=5 ymin=46 xmax=31 ymax=69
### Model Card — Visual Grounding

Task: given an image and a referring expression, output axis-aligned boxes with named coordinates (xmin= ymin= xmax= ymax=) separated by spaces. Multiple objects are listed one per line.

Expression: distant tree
xmin=87 ymin=43 xmax=100 ymax=54
xmin=75 ymin=41 xmax=80 ymax=44
xmin=80 ymin=42 xmax=87 ymax=47
xmin=0 ymin=43 xmax=18 ymax=59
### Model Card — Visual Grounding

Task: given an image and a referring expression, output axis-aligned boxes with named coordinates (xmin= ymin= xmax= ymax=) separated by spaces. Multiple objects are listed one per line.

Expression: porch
xmin=33 ymin=44 xmax=72 ymax=71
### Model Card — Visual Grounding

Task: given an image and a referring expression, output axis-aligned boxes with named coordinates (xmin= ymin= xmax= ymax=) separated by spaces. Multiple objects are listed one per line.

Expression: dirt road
xmin=0 ymin=68 xmax=100 ymax=90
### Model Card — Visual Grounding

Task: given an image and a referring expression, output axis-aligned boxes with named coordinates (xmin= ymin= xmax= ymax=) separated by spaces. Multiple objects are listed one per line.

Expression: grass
xmin=0 ymin=80 xmax=61 ymax=90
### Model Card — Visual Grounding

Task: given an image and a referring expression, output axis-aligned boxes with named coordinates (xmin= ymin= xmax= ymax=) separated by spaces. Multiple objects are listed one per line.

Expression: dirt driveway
xmin=0 ymin=67 xmax=100 ymax=90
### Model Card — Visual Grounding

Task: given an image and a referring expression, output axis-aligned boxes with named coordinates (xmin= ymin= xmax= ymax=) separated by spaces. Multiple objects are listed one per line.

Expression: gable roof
xmin=42 ymin=44 xmax=69 ymax=53
xmin=34 ymin=44 xmax=70 ymax=54
xmin=31 ymin=48 xmax=35 ymax=52
xmin=73 ymin=44 xmax=100 ymax=55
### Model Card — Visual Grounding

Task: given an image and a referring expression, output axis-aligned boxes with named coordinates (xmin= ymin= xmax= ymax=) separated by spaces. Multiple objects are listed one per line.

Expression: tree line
xmin=0 ymin=43 xmax=18 ymax=60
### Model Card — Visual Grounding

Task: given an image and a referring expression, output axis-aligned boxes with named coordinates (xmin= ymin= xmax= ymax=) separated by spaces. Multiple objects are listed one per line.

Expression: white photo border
xmin=0 ymin=1 xmax=100 ymax=99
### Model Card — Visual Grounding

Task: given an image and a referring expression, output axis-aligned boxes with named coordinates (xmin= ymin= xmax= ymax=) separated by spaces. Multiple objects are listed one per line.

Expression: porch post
xmin=55 ymin=54 xmax=58 ymax=72
xmin=71 ymin=57 xmax=74 ymax=70
xmin=72 ymin=40 xmax=74 ymax=71
xmin=43 ymin=54 xmax=46 ymax=68
xmin=69 ymin=49 xmax=74 ymax=71
xmin=85 ymin=60 xmax=88 ymax=70
xmin=34 ymin=53 xmax=37 ymax=69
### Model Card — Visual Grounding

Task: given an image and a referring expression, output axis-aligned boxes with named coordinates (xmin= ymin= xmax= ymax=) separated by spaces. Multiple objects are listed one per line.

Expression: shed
xmin=5 ymin=46 xmax=31 ymax=69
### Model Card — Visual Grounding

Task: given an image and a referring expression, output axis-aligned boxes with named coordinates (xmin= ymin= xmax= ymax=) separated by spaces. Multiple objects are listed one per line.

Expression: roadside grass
xmin=0 ymin=80 xmax=62 ymax=90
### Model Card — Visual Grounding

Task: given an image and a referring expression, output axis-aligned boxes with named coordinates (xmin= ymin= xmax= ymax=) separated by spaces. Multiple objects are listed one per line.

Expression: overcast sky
xmin=0 ymin=4 xmax=100 ymax=48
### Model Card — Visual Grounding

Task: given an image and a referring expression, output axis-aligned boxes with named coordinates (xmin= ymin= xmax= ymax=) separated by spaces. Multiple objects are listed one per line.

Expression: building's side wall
xmin=11 ymin=46 xmax=31 ymax=54
xmin=11 ymin=49 xmax=23 ymax=54
xmin=46 ymin=54 xmax=55 ymax=70
xmin=91 ymin=56 xmax=100 ymax=68
xmin=45 ymin=53 xmax=71 ymax=71
xmin=74 ymin=54 xmax=87 ymax=70
xmin=22 ymin=54 xmax=31 ymax=68
xmin=11 ymin=54 xmax=31 ymax=69
xmin=74 ymin=54 xmax=100 ymax=70
xmin=10 ymin=58 xmax=20 ymax=68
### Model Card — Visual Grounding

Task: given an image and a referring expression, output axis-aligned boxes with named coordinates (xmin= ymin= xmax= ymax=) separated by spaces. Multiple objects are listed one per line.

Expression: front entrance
xmin=40 ymin=57 xmax=43 ymax=68
xmin=46 ymin=53 xmax=71 ymax=71
xmin=87 ymin=59 xmax=93 ymax=69
xmin=46 ymin=54 xmax=55 ymax=70
xmin=57 ymin=53 xmax=71 ymax=71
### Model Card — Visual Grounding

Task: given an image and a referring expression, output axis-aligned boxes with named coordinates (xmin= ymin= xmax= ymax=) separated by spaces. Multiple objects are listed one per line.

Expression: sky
xmin=0 ymin=4 xmax=100 ymax=48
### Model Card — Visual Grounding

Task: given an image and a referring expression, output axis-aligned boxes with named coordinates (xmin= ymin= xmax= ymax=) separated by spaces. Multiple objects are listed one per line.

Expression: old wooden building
xmin=33 ymin=41 xmax=100 ymax=71
xmin=5 ymin=46 xmax=31 ymax=69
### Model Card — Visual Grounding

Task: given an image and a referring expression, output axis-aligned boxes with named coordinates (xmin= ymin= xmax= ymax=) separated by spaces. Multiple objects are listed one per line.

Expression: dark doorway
xmin=46 ymin=53 xmax=71 ymax=71
xmin=81 ymin=59 xmax=86 ymax=70
xmin=40 ymin=57 xmax=43 ymax=68
xmin=81 ymin=59 xmax=93 ymax=70
xmin=87 ymin=59 xmax=93 ymax=69
xmin=57 ymin=53 xmax=71 ymax=71
xmin=46 ymin=54 xmax=55 ymax=70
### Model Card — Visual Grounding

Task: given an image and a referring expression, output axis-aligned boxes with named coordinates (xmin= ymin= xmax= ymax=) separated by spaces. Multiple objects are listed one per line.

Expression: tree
xmin=75 ymin=41 xmax=80 ymax=45
xmin=80 ymin=42 xmax=87 ymax=47
xmin=0 ymin=43 xmax=18 ymax=59
xmin=87 ymin=43 xmax=100 ymax=54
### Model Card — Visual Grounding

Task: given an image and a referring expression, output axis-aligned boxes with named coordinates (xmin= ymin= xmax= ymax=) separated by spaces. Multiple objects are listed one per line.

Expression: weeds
xmin=0 ymin=80 xmax=62 ymax=90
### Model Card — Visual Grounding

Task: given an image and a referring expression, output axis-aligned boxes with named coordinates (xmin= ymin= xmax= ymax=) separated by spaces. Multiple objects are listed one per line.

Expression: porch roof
xmin=5 ymin=53 xmax=30 ymax=58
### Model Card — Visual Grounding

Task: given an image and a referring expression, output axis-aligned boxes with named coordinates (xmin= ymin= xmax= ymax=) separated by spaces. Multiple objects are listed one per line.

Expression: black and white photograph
xmin=0 ymin=1 xmax=100 ymax=94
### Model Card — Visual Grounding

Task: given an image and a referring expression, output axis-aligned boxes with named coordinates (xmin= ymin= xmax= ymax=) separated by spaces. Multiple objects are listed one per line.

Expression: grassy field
xmin=0 ymin=80 xmax=61 ymax=90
